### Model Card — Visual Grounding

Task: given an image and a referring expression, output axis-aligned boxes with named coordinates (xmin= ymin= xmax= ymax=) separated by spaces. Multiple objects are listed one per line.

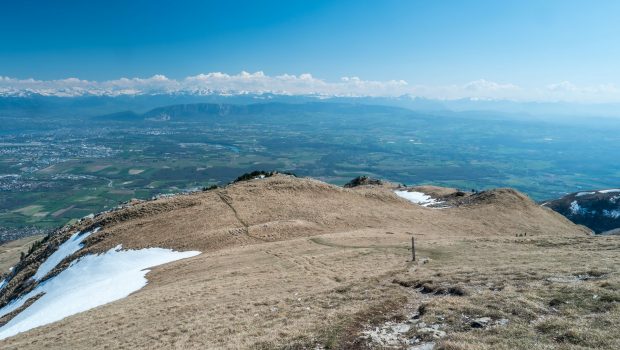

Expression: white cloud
xmin=0 ymin=72 xmax=619 ymax=102
xmin=547 ymin=81 xmax=578 ymax=92
xmin=542 ymin=81 xmax=620 ymax=102
xmin=464 ymin=79 xmax=519 ymax=91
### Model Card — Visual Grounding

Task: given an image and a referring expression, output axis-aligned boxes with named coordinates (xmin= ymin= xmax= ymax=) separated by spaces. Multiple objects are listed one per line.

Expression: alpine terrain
xmin=543 ymin=189 xmax=620 ymax=235
xmin=0 ymin=174 xmax=617 ymax=349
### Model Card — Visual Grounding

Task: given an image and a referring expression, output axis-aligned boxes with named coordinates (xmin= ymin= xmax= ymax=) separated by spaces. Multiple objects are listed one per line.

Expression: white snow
xmin=576 ymin=191 xmax=595 ymax=197
xmin=569 ymin=200 xmax=583 ymax=215
xmin=32 ymin=228 xmax=99 ymax=281
xmin=0 ymin=245 xmax=200 ymax=340
xmin=0 ymin=279 xmax=6 ymax=291
xmin=599 ymin=189 xmax=620 ymax=194
xmin=394 ymin=190 xmax=440 ymax=207
xmin=603 ymin=209 xmax=620 ymax=219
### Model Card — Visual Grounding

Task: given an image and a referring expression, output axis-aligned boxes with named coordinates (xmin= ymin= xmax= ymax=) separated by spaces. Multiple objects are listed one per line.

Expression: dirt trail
xmin=0 ymin=175 xmax=606 ymax=350
xmin=217 ymin=190 xmax=250 ymax=228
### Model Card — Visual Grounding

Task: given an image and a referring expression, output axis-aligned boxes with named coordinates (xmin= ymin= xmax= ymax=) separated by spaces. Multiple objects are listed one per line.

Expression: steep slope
xmin=543 ymin=189 xmax=620 ymax=234
xmin=0 ymin=236 xmax=44 ymax=274
xmin=0 ymin=175 xmax=605 ymax=349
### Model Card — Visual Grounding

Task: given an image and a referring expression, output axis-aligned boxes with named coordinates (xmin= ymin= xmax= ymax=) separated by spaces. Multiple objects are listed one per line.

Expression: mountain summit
xmin=1 ymin=175 xmax=618 ymax=349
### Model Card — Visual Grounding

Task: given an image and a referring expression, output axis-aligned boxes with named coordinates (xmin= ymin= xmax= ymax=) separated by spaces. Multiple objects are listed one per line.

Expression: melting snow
xmin=603 ymin=209 xmax=620 ymax=219
xmin=599 ymin=189 xmax=620 ymax=194
xmin=395 ymin=191 xmax=440 ymax=207
xmin=0 ymin=245 xmax=200 ymax=340
xmin=576 ymin=191 xmax=595 ymax=197
xmin=0 ymin=279 xmax=6 ymax=291
xmin=569 ymin=200 xmax=584 ymax=215
xmin=32 ymin=228 xmax=100 ymax=281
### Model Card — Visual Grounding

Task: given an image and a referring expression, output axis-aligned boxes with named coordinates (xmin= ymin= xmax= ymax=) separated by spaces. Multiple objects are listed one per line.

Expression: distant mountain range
xmin=543 ymin=189 xmax=620 ymax=234
xmin=94 ymin=101 xmax=414 ymax=122
xmin=3 ymin=93 xmax=620 ymax=119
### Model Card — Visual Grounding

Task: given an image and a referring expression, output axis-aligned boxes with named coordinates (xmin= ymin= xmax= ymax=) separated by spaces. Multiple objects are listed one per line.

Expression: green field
xmin=1 ymin=103 xmax=619 ymax=233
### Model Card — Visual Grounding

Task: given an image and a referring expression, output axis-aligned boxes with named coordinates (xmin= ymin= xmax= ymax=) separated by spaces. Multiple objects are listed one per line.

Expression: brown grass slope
xmin=0 ymin=235 xmax=44 ymax=274
xmin=0 ymin=175 xmax=611 ymax=350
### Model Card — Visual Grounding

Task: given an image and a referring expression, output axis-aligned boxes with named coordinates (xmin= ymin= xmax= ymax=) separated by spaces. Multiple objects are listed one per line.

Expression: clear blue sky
xmin=1 ymin=0 xmax=620 ymax=88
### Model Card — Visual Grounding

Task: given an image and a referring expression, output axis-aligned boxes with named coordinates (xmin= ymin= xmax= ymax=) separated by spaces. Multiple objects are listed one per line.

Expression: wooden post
xmin=411 ymin=237 xmax=416 ymax=261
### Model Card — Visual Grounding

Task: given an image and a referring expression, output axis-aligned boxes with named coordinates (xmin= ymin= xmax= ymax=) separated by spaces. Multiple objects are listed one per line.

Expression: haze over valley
xmin=2 ymin=96 xmax=619 ymax=239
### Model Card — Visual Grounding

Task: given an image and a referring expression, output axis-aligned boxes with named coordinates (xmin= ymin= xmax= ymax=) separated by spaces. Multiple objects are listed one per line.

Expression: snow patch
xmin=395 ymin=191 xmax=440 ymax=207
xmin=569 ymin=200 xmax=583 ymax=215
xmin=603 ymin=209 xmax=620 ymax=219
xmin=599 ymin=189 xmax=620 ymax=194
xmin=0 ymin=279 xmax=6 ymax=291
xmin=0 ymin=245 xmax=200 ymax=340
xmin=576 ymin=191 xmax=595 ymax=197
xmin=33 ymin=228 xmax=100 ymax=281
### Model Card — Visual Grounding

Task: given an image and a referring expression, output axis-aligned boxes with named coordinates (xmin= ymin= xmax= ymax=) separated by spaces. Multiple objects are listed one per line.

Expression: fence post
xmin=411 ymin=237 xmax=416 ymax=261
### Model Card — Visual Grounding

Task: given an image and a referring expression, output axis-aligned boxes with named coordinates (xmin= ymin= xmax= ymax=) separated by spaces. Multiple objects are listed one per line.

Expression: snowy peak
xmin=543 ymin=189 xmax=620 ymax=234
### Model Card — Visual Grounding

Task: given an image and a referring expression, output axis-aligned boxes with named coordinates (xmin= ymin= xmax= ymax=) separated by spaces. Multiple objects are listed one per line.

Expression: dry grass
xmin=0 ymin=235 xmax=44 ymax=274
xmin=0 ymin=175 xmax=614 ymax=349
xmin=389 ymin=235 xmax=620 ymax=350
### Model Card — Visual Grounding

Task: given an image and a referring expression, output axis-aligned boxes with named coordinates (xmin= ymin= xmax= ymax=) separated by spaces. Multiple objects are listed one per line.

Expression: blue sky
xmin=2 ymin=0 xmax=620 ymax=101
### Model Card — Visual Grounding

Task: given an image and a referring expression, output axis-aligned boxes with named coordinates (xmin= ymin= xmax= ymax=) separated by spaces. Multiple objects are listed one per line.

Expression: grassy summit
xmin=0 ymin=175 xmax=616 ymax=349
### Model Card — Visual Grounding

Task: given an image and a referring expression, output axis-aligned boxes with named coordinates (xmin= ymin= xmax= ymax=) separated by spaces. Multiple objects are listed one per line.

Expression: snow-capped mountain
xmin=543 ymin=189 xmax=620 ymax=234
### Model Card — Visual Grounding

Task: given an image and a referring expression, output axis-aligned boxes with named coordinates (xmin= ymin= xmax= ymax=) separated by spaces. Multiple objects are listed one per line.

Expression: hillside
xmin=0 ymin=175 xmax=618 ymax=349
xmin=543 ymin=189 xmax=620 ymax=234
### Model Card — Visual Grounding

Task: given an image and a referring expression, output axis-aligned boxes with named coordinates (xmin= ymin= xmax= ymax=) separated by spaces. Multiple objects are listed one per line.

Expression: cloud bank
xmin=1 ymin=72 xmax=619 ymax=102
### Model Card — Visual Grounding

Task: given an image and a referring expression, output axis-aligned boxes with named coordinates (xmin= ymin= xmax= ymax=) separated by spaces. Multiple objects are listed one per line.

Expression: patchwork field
xmin=1 ymin=103 xmax=619 ymax=237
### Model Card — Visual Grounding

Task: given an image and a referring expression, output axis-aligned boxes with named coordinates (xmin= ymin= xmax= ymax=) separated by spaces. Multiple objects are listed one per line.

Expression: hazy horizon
xmin=3 ymin=1 xmax=620 ymax=103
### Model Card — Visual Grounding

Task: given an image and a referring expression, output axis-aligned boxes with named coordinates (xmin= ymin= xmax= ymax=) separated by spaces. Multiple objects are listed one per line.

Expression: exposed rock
xmin=409 ymin=342 xmax=435 ymax=350
xmin=471 ymin=317 xmax=492 ymax=328
xmin=344 ymin=176 xmax=383 ymax=188
xmin=417 ymin=327 xmax=447 ymax=339
xmin=496 ymin=318 xmax=510 ymax=326
xmin=361 ymin=321 xmax=412 ymax=347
